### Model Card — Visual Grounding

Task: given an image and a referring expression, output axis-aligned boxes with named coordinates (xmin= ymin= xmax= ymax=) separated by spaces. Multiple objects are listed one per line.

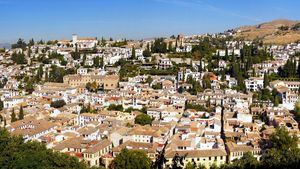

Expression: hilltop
xmin=0 ymin=43 xmax=11 ymax=49
xmin=235 ymin=19 xmax=300 ymax=44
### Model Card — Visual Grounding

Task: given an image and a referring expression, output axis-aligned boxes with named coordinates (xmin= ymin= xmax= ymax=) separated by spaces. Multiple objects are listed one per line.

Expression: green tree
xmin=185 ymin=162 xmax=196 ymax=169
xmin=24 ymin=78 xmax=35 ymax=94
xmin=221 ymin=69 xmax=225 ymax=82
xmin=36 ymin=64 xmax=44 ymax=82
xmin=225 ymin=152 xmax=259 ymax=169
xmin=131 ymin=46 xmax=136 ymax=59
xmin=90 ymin=81 xmax=98 ymax=92
xmin=0 ymin=128 xmax=88 ymax=169
xmin=81 ymin=54 xmax=86 ymax=66
xmin=86 ymin=82 xmax=92 ymax=92
xmin=140 ymin=106 xmax=147 ymax=114
xmin=268 ymin=127 xmax=298 ymax=150
xmin=152 ymin=83 xmax=162 ymax=90
xmin=0 ymin=100 xmax=3 ymax=111
xmin=11 ymin=52 xmax=26 ymax=64
xmin=49 ymin=65 xmax=66 ymax=83
xmin=112 ymin=148 xmax=151 ymax=169
xmin=28 ymin=38 xmax=35 ymax=46
xmin=297 ymin=57 xmax=300 ymax=78
xmin=152 ymin=38 xmax=167 ymax=53
xmin=11 ymin=38 xmax=27 ymax=49
xmin=101 ymin=37 xmax=107 ymax=46
xmin=71 ymin=44 xmax=80 ymax=60
xmin=19 ymin=106 xmax=24 ymax=120
xmin=197 ymin=164 xmax=206 ymax=169
xmin=274 ymin=95 xmax=280 ymax=107
xmin=295 ymin=100 xmax=300 ymax=121
xmin=3 ymin=118 xmax=7 ymax=127
xmin=202 ymin=75 xmax=211 ymax=89
xmin=93 ymin=56 xmax=100 ymax=68
xmin=50 ymin=100 xmax=66 ymax=108
xmin=278 ymin=58 xmax=297 ymax=78
xmin=143 ymin=49 xmax=151 ymax=58
xmin=107 ymin=104 xmax=123 ymax=111
xmin=263 ymin=73 xmax=269 ymax=88
xmin=44 ymin=68 xmax=49 ymax=82
xmin=145 ymin=76 xmax=153 ymax=85
xmin=260 ymin=127 xmax=300 ymax=169
xmin=11 ymin=108 xmax=17 ymax=123
xmin=100 ymin=56 xmax=104 ymax=68
xmin=134 ymin=114 xmax=152 ymax=126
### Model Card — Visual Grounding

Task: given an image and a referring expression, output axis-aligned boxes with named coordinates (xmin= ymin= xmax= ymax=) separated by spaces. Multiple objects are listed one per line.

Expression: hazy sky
xmin=0 ymin=0 xmax=300 ymax=43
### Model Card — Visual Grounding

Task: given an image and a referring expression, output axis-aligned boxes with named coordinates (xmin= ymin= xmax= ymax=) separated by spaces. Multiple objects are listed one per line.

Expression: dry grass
xmin=236 ymin=19 xmax=300 ymax=45
xmin=263 ymin=31 xmax=300 ymax=45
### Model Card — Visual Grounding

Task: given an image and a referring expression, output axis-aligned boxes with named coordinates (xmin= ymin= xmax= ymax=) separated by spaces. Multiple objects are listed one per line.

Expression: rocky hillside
xmin=235 ymin=19 xmax=300 ymax=45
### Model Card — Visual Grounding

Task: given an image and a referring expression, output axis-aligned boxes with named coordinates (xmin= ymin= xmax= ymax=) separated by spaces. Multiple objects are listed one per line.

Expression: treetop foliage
xmin=0 ymin=128 xmax=89 ymax=169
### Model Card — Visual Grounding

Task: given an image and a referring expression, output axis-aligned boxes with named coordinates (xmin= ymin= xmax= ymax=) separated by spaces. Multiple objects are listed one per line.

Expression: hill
xmin=235 ymin=19 xmax=300 ymax=45
xmin=0 ymin=43 xmax=11 ymax=49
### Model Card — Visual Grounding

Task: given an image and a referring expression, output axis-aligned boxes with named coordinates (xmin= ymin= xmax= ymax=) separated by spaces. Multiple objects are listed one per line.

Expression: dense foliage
xmin=107 ymin=104 xmax=124 ymax=111
xmin=134 ymin=113 xmax=152 ymax=126
xmin=152 ymin=38 xmax=168 ymax=53
xmin=11 ymin=38 xmax=27 ymax=49
xmin=49 ymin=65 xmax=66 ymax=83
xmin=0 ymin=128 xmax=88 ymax=169
xmin=111 ymin=148 xmax=151 ymax=169
xmin=11 ymin=52 xmax=26 ymax=64
xmin=278 ymin=57 xmax=300 ymax=78
xmin=50 ymin=100 xmax=66 ymax=108
xmin=224 ymin=128 xmax=300 ymax=169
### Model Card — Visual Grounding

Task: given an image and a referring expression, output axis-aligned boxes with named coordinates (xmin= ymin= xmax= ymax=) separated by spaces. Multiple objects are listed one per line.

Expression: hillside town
xmin=0 ymin=28 xmax=300 ymax=169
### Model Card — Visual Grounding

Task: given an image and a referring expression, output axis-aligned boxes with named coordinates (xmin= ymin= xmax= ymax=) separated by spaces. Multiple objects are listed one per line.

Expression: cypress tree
xmin=232 ymin=49 xmax=235 ymax=61
xmin=100 ymin=57 xmax=104 ymax=68
xmin=297 ymin=57 xmax=300 ymax=78
xmin=274 ymin=96 xmax=280 ymax=106
xmin=36 ymin=64 xmax=43 ymax=82
xmin=131 ymin=46 xmax=136 ymax=60
xmin=225 ymin=47 xmax=229 ymax=60
xmin=11 ymin=108 xmax=17 ymax=123
xmin=252 ymin=68 xmax=256 ymax=77
xmin=19 ymin=106 xmax=24 ymax=120
xmin=93 ymin=56 xmax=100 ymax=68
xmin=44 ymin=69 xmax=49 ymax=82
xmin=263 ymin=73 xmax=269 ymax=88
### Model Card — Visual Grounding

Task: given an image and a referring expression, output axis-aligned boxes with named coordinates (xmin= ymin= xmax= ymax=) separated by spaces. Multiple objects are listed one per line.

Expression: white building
xmin=3 ymin=96 xmax=24 ymax=109
xmin=244 ymin=77 xmax=264 ymax=91
xmin=72 ymin=34 xmax=98 ymax=49
xmin=158 ymin=58 xmax=173 ymax=69
xmin=77 ymin=68 xmax=88 ymax=75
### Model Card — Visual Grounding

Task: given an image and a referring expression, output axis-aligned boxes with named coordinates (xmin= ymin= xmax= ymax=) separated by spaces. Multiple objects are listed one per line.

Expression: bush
xmin=135 ymin=114 xmax=152 ymax=126
xmin=107 ymin=104 xmax=123 ymax=111
xmin=50 ymin=100 xmax=66 ymax=108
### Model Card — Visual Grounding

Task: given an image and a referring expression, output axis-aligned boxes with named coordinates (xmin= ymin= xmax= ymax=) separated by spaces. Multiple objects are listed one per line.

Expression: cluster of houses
xmin=0 ymin=33 xmax=299 ymax=168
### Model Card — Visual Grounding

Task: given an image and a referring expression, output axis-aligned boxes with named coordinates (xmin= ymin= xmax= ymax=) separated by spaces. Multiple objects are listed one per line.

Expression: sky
xmin=0 ymin=0 xmax=300 ymax=43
